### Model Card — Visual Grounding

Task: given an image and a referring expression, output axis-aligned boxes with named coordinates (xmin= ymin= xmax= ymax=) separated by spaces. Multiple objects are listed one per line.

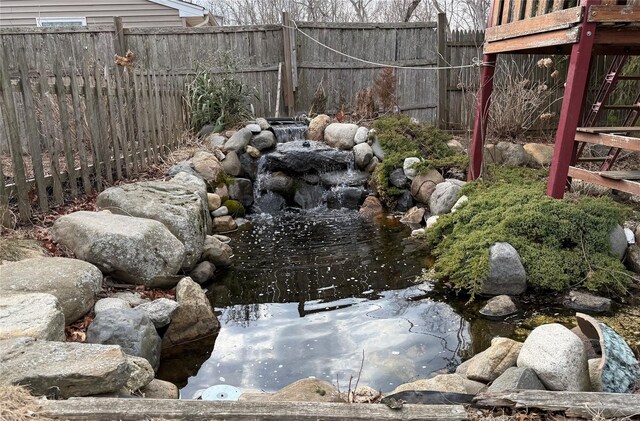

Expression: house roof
xmin=148 ymin=0 xmax=206 ymax=17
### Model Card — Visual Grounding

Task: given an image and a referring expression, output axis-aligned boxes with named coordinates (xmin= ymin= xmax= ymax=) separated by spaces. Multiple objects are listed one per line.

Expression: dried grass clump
xmin=0 ymin=386 xmax=52 ymax=421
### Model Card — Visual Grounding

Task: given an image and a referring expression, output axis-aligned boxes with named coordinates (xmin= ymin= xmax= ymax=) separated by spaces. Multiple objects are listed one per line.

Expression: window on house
xmin=36 ymin=17 xmax=87 ymax=27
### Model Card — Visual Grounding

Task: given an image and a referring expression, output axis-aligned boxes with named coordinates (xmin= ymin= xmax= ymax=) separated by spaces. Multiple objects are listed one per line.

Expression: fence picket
xmin=68 ymin=57 xmax=93 ymax=194
xmin=81 ymin=61 xmax=104 ymax=191
xmin=105 ymin=65 xmax=123 ymax=180
xmin=113 ymin=66 xmax=132 ymax=178
xmin=54 ymin=51 xmax=78 ymax=197
xmin=93 ymin=63 xmax=114 ymax=184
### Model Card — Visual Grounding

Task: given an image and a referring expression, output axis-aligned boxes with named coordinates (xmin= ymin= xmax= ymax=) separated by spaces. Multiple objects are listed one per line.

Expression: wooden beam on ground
xmin=484 ymin=26 xmax=580 ymax=54
xmin=474 ymin=390 xmax=640 ymax=419
xmin=485 ymin=6 xmax=583 ymax=42
xmin=569 ymin=166 xmax=640 ymax=195
xmin=598 ymin=170 xmax=640 ymax=180
xmin=575 ymin=131 xmax=640 ymax=151
xmin=577 ymin=126 xmax=640 ymax=133
xmin=588 ymin=5 xmax=640 ymax=23
xmin=38 ymin=398 xmax=469 ymax=421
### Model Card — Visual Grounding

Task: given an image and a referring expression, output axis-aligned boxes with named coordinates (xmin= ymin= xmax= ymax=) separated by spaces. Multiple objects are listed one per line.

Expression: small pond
xmin=162 ymin=209 xmax=483 ymax=398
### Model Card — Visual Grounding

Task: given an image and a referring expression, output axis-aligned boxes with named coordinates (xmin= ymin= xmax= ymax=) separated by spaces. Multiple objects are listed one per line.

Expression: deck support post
xmin=468 ymin=54 xmax=497 ymax=181
xmin=546 ymin=0 xmax=600 ymax=198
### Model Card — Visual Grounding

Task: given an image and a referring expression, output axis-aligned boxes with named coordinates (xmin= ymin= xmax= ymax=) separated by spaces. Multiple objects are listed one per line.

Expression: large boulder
xmin=125 ymin=355 xmax=155 ymax=391
xmin=465 ymin=337 xmax=523 ymax=383
xmin=87 ymin=308 xmax=162 ymax=370
xmin=228 ymin=178 xmax=254 ymax=207
xmin=524 ymin=143 xmax=554 ymax=167
xmin=0 ymin=337 xmax=130 ymax=398
xmin=52 ymin=211 xmax=185 ymax=288
xmin=563 ymin=290 xmax=611 ymax=313
xmin=392 ymin=374 xmax=484 ymax=395
xmin=224 ymin=127 xmax=253 ymax=152
xmin=517 ymin=323 xmax=590 ymax=391
xmin=221 ymin=151 xmax=243 ymax=177
xmin=479 ymin=295 xmax=518 ymax=319
xmin=0 ymin=293 xmax=65 ymax=341
xmin=94 ymin=297 xmax=129 ymax=314
xmin=359 ymin=196 xmax=384 ymax=218
xmin=306 ymin=114 xmax=331 ymax=142
xmin=389 ymin=168 xmax=410 ymax=189
xmin=609 ymin=224 xmax=627 ymax=260
xmin=265 ymin=140 xmax=353 ymax=173
xmin=429 ymin=181 xmax=462 ymax=215
xmin=261 ymin=172 xmax=295 ymax=197
xmin=324 ymin=123 xmax=358 ymax=150
xmin=135 ymin=298 xmax=179 ymax=329
xmin=354 ymin=126 xmax=369 ymax=144
xmin=0 ymin=257 xmax=102 ymax=323
xmin=411 ymin=170 xmax=444 ymax=204
xmin=202 ymin=235 xmax=233 ymax=268
xmin=96 ymin=181 xmax=210 ymax=271
xmin=189 ymin=151 xmax=224 ymax=183
xmin=353 ymin=142 xmax=373 ymax=169
xmin=480 ymin=242 xmax=527 ymax=296
xmin=487 ymin=367 xmax=546 ymax=393
xmin=141 ymin=379 xmax=180 ymax=399
xmin=162 ymin=277 xmax=220 ymax=355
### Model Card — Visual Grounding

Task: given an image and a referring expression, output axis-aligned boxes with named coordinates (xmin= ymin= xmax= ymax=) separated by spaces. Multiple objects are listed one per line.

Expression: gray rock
xmin=411 ymin=170 xmax=444 ymax=204
xmin=166 ymin=161 xmax=198 ymax=178
xmin=395 ymin=190 xmax=414 ymax=212
xmin=0 ymin=293 xmax=65 ymax=341
xmin=0 ymin=257 xmax=102 ymax=324
xmin=517 ymin=323 xmax=590 ymax=391
xmin=353 ymin=142 xmax=373 ymax=169
xmin=447 ymin=139 xmax=465 ymax=153
xmin=262 ymin=172 xmax=295 ymax=196
xmin=125 ymin=355 xmax=155 ymax=391
xmin=390 ymin=168 xmax=410 ymax=189
xmin=221 ymin=150 xmax=242 ymax=177
xmin=324 ymin=123 xmax=358 ymax=150
xmin=392 ymin=374 xmax=484 ymax=395
xmin=250 ymin=131 xmax=276 ymax=151
xmin=371 ymin=138 xmax=384 ymax=161
xmin=609 ymin=224 xmax=627 ymax=260
xmin=354 ymin=127 xmax=369 ymax=144
xmin=479 ymin=295 xmax=518 ymax=319
xmin=208 ymin=135 xmax=226 ymax=148
xmin=87 ymin=308 xmax=161 ymax=370
xmin=0 ymin=336 xmax=129 ymax=398
xmin=256 ymin=118 xmax=270 ymax=131
xmin=95 ymin=298 xmax=130 ymax=314
xmin=141 ymin=379 xmax=180 ymax=399
xmin=189 ymin=151 xmax=224 ymax=183
xmin=228 ymin=178 xmax=254 ymax=207
xmin=254 ymin=191 xmax=287 ymax=214
xmin=466 ymin=337 xmax=523 ymax=382
xmin=189 ymin=261 xmax=216 ymax=285
xmin=171 ymin=172 xmax=208 ymax=201
xmin=202 ymin=235 xmax=233 ymax=267
xmin=52 ymin=212 xmax=185 ymax=288
xmin=135 ymin=298 xmax=179 ymax=329
xmin=224 ymin=128 xmax=253 ymax=152
xmin=239 ymin=153 xmax=258 ymax=180
xmin=564 ymin=290 xmax=612 ymax=313
xmin=400 ymin=206 xmax=425 ymax=226
xmin=246 ymin=123 xmax=261 ymax=134
xmin=425 ymin=215 xmax=440 ymax=229
xmin=162 ymin=277 xmax=220 ymax=356
xmin=403 ymin=157 xmax=421 ymax=180
xmin=212 ymin=206 xmax=229 ymax=217
xmin=488 ymin=367 xmax=546 ymax=393
xmin=365 ymin=156 xmax=379 ymax=173
xmin=197 ymin=124 xmax=215 ymax=138
xmin=326 ymin=187 xmax=367 ymax=210
xmin=497 ymin=142 xmax=527 ymax=166
xmin=451 ymin=195 xmax=468 ymax=213
xmin=481 ymin=242 xmax=527 ymax=296
xmin=320 ymin=171 xmax=369 ymax=187
xmin=111 ymin=291 xmax=148 ymax=307
xmin=294 ymin=183 xmax=325 ymax=210
xmin=212 ymin=216 xmax=237 ymax=233
xmin=96 ymin=180 xmax=210 ymax=271
xmin=429 ymin=181 xmax=462 ymax=215
xmin=265 ymin=140 xmax=353 ymax=173
xmin=626 ymin=244 xmax=640 ymax=273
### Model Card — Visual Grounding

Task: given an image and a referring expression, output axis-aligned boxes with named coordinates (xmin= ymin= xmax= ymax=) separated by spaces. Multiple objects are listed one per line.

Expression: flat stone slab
xmin=0 ymin=293 xmax=65 ymax=341
xmin=0 ymin=337 xmax=130 ymax=398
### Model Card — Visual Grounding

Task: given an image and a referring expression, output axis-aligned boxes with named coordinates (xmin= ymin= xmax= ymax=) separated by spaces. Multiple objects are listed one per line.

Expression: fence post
xmin=437 ymin=12 xmax=448 ymax=129
xmin=282 ymin=11 xmax=296 ymax=116
xmin=113 ymin=17 xmax=127 ymax=55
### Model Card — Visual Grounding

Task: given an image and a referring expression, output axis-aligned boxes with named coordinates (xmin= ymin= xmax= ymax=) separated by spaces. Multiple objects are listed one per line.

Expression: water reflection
xmin=180 ymin=210 xmax=472 ymax=396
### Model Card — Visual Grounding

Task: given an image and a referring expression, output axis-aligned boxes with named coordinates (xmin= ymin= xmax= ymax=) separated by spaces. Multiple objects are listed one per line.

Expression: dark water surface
xmin=174 ymin=210 xmax=474 ymax=398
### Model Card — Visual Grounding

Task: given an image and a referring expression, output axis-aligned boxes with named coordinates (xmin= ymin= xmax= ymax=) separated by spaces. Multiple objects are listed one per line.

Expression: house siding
xmin=0 ymin=0 xmax=192 ymax=28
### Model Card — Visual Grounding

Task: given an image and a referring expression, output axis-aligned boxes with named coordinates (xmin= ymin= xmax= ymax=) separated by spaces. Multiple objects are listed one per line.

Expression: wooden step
xmin=569 ymin=166 xmax=640 ymax=195
xmin=577 ymin=126 xmax=640 ymax=133
xmin=599 ymin=170 xmax=640 ymax=180
xmin=574 ymin=131 xmax=640 ymax=151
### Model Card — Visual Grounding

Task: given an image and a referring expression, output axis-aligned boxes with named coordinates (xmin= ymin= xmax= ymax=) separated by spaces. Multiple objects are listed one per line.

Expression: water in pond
xmin=176 ymin=210 xmax=473 ymax=398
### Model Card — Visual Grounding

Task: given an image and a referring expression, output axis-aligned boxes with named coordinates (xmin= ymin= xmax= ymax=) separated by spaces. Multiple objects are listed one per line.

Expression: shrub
xmin=374 ymin=67 xmax=397 ymax=112
xmin=188 ymin=53 xmax=256 ymax=132
xmin=424 ymin=166 xmax=633 ymax=299
xmin=370 ymin=115 xmax=468 ymax=205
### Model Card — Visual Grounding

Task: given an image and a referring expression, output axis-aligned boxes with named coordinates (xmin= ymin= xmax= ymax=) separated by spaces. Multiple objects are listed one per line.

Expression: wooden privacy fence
xmin=0 ymin=46 xmax=185 ymax=220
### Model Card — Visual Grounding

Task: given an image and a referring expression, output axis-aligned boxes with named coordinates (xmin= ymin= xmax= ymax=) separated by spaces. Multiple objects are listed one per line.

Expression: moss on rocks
xmin=424 ymin=166 xmax=633 ymax=298
xmin=222 ymin=199 xmax=245 ymax=218
xmin=370 ymin=115 xmax=468 ymax=205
